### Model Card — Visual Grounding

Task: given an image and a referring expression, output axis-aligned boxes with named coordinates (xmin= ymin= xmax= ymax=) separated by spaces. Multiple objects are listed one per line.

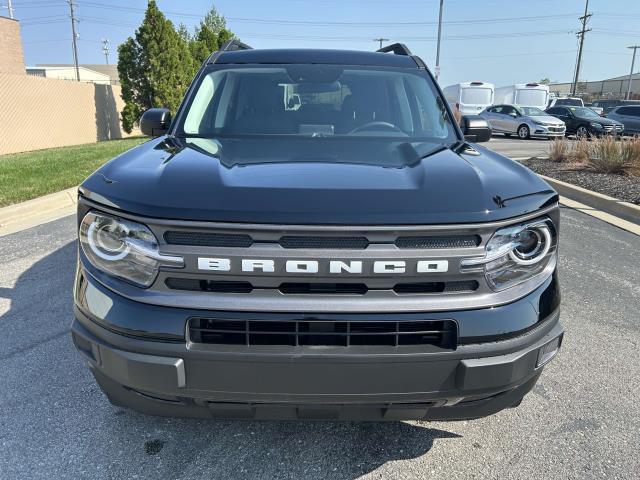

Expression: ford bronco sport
xmin=72 ymin=41 xmax=563 ymax=421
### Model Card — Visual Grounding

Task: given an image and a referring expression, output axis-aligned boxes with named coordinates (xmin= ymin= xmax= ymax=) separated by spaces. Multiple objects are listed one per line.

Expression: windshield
xmin=569 ymin=106 xmax=600 ymax=118
xmin=178 ymin=65 xmax=456 ymax=146
xmin=460 ymin=87 xmax=493 ymax=105
xmin=518 ymin=106 xmax=545 ymax=116
xmin=515 ymin=88 xmax=547 ymax=107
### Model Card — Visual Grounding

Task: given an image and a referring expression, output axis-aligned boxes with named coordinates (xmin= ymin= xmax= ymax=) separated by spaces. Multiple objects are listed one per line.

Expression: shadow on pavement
xmin=1 ymin=239 xmax=462 ymax=479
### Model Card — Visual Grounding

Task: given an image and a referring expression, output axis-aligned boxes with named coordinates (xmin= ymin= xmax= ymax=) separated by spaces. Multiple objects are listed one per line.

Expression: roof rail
xmin=377 ymin=43 xmax=412 ymax=56
xmin=206 ymin=38 xmax=252 ymax=64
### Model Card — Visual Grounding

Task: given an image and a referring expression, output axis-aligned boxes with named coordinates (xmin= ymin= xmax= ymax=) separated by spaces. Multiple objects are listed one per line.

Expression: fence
xmin=0 ymin=73 xmax=137 ymax=156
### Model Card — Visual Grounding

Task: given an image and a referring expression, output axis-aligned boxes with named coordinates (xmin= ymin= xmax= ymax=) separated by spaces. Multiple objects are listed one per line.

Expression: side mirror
xmin=140 ymin=108 xmax=171 ymax=137
xmin=460 ymin=115 xmax=492 ymax=143
xmin=509 ymin=112 xmax=518 ymax=118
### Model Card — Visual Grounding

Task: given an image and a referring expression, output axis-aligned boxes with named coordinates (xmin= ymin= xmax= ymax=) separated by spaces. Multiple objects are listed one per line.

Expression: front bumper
xmin=531 ymin=125 xmax=566 ymax=137
xmin=72 ymin=270 xmax=563 ymax=421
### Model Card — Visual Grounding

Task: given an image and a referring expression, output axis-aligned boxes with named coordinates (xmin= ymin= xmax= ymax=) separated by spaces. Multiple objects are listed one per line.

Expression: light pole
xmin=626 ymin=46 xmax=639 ymax=100
xmin=435 ymin=0 xmax=444 ymax=81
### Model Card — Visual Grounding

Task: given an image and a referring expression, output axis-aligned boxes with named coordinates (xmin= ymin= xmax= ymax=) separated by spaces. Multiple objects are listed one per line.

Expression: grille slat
xmin=189 ymin=317 xmax=457 ymax=349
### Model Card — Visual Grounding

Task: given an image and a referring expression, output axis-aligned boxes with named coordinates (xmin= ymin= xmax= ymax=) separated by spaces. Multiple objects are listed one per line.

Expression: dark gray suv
xmin=606 ymin=105 xmax=640 ymax=135
xmin=71 ymin=41 xmax=563 ymax=421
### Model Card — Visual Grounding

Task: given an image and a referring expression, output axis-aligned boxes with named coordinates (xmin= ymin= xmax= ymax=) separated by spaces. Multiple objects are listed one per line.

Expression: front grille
xmin=188 ymin=317 xmax=457 ymax=348
xmin=166 ymin=278 xmax=479 ymax=295
xmin=164 ymin=231 xmax=480 ymax=250
xmin=395 ymin=235 xmax=480 ymax=249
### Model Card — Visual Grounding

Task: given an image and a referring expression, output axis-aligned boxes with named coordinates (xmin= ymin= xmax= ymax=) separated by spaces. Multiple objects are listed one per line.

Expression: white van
xmin=494 ymin=83 xmax=549 ymax=110
xmin=442 ymin=81 xmax=495 ymax=116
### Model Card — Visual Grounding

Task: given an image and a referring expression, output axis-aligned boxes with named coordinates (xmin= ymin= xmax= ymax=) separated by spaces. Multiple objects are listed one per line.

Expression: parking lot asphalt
xmin=1 ymin=208 xmax=638 ymax=480
xmin=483 ymin=134 xmax=553 ymax=159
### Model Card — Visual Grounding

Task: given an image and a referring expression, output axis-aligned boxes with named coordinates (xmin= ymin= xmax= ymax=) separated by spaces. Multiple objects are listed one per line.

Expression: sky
xmin=5 ymin=0 xmax=640 ymax=87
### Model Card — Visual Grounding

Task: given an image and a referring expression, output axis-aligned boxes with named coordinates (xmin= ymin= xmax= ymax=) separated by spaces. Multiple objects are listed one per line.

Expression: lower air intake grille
xmin=188 ymin=318 xmax=457 ymax=349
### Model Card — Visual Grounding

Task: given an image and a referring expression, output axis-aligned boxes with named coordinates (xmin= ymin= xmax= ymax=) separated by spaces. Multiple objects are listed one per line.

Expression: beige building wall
xmin=0 ymin=17 xmax=25 ymax=75
xmin=0 ymin=73 xmax=137 ymax=155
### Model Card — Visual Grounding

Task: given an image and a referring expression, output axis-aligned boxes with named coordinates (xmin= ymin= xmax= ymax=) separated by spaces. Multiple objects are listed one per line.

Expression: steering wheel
xmin=348 ymin=121 xmax=403 ymax=134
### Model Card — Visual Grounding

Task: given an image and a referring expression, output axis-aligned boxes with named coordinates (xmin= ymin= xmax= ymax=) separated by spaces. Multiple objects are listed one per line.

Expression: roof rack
xmin=219 ymin=38 xmax=253 ymax=52
xmin=206 ymin=38 xmax=252 ymax=64
xmin=377 ymin=43 xmax=413 ymax=56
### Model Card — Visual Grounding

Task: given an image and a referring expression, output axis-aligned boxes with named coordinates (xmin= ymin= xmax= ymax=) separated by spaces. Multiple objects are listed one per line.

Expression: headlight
xmin=532 ymin=120 xmax=546 ymax=126
xmin=79 ymin=211 xmax=183 ymax=287
xmin=461 ymin=218 xmax=557 ymax=291
xmin=590 ymin=122 xmax=603 ymax=128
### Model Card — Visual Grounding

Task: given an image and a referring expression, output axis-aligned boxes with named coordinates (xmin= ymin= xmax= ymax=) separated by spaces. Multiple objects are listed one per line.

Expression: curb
xmin=539 ymin=174 xmax=640 ymax=226
xmin=0 ymin=187 xmax=78 ymax=237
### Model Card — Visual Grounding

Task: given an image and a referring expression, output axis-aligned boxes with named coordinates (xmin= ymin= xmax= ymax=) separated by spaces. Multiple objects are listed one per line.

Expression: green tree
xmin=189 ymin=5 xmax=236 ymax=67
xmin=117 ymin=1 xmax=194 ymax=133
xmin=539 ymin=78 xmax=551 ymax=85
xmin=202 ymin=4 xmax=227 ymax=35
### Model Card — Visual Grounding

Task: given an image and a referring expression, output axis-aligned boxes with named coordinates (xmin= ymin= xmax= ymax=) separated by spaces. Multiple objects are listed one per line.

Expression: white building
xmin=26 ymin=65 xmax=114 ymax=84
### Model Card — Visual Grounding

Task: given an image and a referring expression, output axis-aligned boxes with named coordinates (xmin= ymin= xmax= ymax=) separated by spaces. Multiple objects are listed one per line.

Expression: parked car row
xmin=480 ymin=104 xmax=628 ymax=139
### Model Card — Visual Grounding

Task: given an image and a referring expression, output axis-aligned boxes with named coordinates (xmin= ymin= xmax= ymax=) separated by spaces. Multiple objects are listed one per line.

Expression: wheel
xmin=576 ymin=125 xmax=590 ymax=139
xmin=517 ymin=124 xmax=530 ymax=139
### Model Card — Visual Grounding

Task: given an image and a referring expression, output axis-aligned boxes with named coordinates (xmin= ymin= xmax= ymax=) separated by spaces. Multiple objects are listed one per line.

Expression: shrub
xmin=620 ymin=136 xmax=640 ymax=171
xmin=586 ymin=136 xmax=632 ymax=174
xmin=547 ymin=138 xmax=570 ymax=162
xmin=570 ymin=137 xmax=591 ymax=165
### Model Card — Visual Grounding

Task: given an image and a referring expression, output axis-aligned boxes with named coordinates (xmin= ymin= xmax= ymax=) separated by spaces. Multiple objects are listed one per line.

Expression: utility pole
xmin=434 ymin=0 xmax=444 ymax=81
xmin=373 ymin=38 xmax=389 ymax=50
xmin=571 ymin=0 xmax=591 ymax=96
xmin=7 ymin=0 xmax=14 ymax=19
xmin=626 ymin=46 xmax=639 ymax=100
xmin=102 ymin=38 xmax=110 ymax=64
xmin=68 ymin=0 xmax=80 ymax=81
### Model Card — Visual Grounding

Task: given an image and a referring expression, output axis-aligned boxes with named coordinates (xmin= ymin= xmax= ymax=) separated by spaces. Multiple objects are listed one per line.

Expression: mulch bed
xmin=520 ymin=157 xmax=640 ymax=205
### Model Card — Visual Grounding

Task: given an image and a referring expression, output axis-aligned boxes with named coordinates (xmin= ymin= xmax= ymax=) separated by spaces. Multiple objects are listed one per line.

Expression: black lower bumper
xmin=72 ymin=301 xmax=563 ymax=421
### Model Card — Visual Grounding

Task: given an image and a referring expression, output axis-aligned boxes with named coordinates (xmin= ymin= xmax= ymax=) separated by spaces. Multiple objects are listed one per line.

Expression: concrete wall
xmin=0 ymin=17 xmax=25 ymax=75
xmin=0 ymin=73 xmax=137 ymax=155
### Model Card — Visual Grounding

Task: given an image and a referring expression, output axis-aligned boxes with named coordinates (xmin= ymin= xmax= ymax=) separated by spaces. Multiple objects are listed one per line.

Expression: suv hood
xmin=81 ymin=136 xmax=556 ymax=225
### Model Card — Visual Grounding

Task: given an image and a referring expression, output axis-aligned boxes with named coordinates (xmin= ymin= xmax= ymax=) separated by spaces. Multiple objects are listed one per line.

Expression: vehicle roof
xmin=213 ymin=48 xmax=420 ymax=68
xmin=611 ymin=104 xmax=640 ymax=110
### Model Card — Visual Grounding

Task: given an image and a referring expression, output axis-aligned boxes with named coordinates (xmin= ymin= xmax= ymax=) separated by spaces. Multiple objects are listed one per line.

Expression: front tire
xmin=517 ymin=125 xmax=530 ymax=139
xmin=576 ymin=125 xmax=590 ymax=139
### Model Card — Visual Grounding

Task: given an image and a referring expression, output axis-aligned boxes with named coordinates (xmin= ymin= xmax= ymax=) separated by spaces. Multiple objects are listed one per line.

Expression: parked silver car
xmin=605 ymin=105 xmax=640 ymax=135
xmin=481 ymin=104 xmax=566 ymax=139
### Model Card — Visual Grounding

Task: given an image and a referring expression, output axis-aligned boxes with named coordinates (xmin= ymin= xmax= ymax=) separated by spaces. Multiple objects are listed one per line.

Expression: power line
xmin=571 ymin=0 xmax=591 ymax=96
